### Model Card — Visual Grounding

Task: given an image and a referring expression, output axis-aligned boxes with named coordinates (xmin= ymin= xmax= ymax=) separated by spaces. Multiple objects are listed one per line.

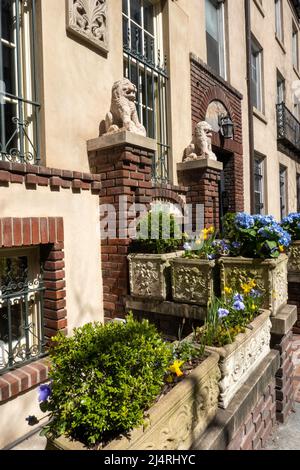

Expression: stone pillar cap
xmin=87 ymin=131 xmax=157 ymax=153
xmin=177 ymin=158 xmax=223 ymax=172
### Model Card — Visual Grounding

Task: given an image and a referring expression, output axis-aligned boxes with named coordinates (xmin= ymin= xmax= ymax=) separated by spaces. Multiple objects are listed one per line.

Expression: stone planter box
xmin=47 ymin=351 xmax=221 ymax=451
xmin=171 ymin=258 xmax=215 ymax=306
xmin=205 ymin=310 xmax=271 ymax=409
xmin=288 ymin=241 xmax=300 ymax=278
xmin=219 ymin=254 xmax=288 ymax=317
xmin=128 ymin=252 xmax=183 ymax=301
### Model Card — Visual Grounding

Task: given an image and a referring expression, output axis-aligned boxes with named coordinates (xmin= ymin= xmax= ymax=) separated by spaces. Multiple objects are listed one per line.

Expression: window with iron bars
xmin=0 ymin=0 xmax=40 ymax=164
xmin=254 ymin=157 xmax=265 ymax=215
xmin=122 ymin=0 xmax=169 ymax=184
xmin=0 ymin=249 xmax=45 ymax=375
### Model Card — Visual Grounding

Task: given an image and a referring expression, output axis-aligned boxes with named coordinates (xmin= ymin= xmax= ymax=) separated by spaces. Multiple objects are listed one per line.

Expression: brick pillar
xmin=288 ymin=281 xmax=300 ymax=334
xmin=177 ymin=158 xmax=223 ymax=231
xmin=270 ymin=305 xmax=297 ymax=423
xmin=87 ymin=131 xmax=156 ymax=319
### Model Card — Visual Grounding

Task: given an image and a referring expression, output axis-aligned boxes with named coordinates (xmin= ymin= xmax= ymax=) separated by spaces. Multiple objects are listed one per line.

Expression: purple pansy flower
xmin=233 ymin=300 xmax=245 ymax=311
xmin=233 ymin=293 xmax=244 ymax=302
xmin=38 ymin=384 xmax=52 ymax=402
xmin=218 ymin=308 xmax=229 ymax=319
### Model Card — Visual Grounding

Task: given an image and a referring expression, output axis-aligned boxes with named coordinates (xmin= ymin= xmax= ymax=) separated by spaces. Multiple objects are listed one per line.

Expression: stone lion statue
xmin=102 ymin=78 xmax=146 ymax=137
xmin=183 ymin=121 xmax=217 ymax=162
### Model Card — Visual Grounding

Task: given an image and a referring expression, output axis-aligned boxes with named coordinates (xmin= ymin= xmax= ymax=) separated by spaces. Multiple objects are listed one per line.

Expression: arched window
xmin=0 ymin=0 xmax=40 ymax=164
xmin=122 ymin=0 xmax=169 ymax=183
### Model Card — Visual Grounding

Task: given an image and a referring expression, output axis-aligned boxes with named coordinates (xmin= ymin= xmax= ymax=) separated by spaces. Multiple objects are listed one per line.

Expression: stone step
xmin=271 ymin=304 xmax=297 ymax=336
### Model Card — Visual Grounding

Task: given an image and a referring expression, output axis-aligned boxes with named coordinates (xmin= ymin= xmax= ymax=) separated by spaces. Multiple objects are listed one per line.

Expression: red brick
xmin=13 ymin=218 xmax=22 ymax=246
xmin=37 ymin=175 xmax=48 ymax=186
xmin=0 ymin=170 xmax=10 ymax=182
xmin=44 ymin=260 xmax=65 ymax=271
xmin=44 ymin=290 xmax=66 ymax=300
xmin=72 ymin=179 xmax=82 ymax=189
xmin=40 ymin=217 xmax=49 ymax=244
xmin=25 ymin=173 xmax=38 ymax=185
xmin=48 ymin=218 xmax=57 ymax=243
xmin=3 ymin=217 xmax=12 ymax=247
xmin=44 ymin=298 xmax=66 ymax=310
xmin=45 ymin=317 xmax=68 ymax=330
xmin=0 ymin=380 xmax=10 ymax=402
xmin=22 ymin=218 xmax=32 ymax=246
xmin=56 ymin=218 xmax=64 ymax=242
xmin=44 ymin=308 xmax=67 ymax=320
xmin=31 ymin=217 xmax=40 ymax=244
xmin=43 ymin=269 xmax=65 ymax=281
xmin=0 ymin=219 xmax=2 ymax=247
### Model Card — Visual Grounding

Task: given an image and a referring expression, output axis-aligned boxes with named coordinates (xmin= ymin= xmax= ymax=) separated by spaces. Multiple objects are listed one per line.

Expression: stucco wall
xmin=0 ymin=185 xmax=103 ymax=332
xmin=39 ymin=0 xmax=123 ymax=172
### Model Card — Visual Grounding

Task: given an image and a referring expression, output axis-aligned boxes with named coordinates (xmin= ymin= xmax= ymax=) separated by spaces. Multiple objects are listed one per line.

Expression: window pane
xmin=206 ymin=0 xmax=219 ymax=41
xmin=131 ymin=23 xmax=142 ymax=54
xmin=1 ymin=0 xmax=15 ymax=43
xmin=130 ymin=0 xmax=142 ymax=26
xmin=1 ymin=101 xmax=18 ymax=151
xmin=297 ymin=174 xmax=300 ymax=213
xmin=122 ymin=0 xmax=128 ymax=15
xmin=123 ymin=17 xmax=129 ymax=47
xmin=2 ymin=45 xmax=16 ymax=95
xmin=275 ymin=0 xmax=282 ymax=41
xmin=144 ymin=0 xmax=154 ymax=35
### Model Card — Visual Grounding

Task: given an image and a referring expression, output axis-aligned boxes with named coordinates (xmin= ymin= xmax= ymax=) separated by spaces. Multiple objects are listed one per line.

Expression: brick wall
xmin=227 ymin=379 xmax=276 ymax=450
xmin=89 ymin=143 xmax=155 ymax=318
xmin=271 ymin=331 xmax=295 ymax=423
xmin=190 ymin=54 xmax=244 ymax=213
xmin=288 ymin=282 xmax=300 ymax=333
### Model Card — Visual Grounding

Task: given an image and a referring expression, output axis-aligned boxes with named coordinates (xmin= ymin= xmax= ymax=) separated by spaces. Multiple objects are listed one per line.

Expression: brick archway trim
xmin=0 ymin=217 xmax=66 ymax=403
xmin=198 ymin=86 xmax=236 ymax=124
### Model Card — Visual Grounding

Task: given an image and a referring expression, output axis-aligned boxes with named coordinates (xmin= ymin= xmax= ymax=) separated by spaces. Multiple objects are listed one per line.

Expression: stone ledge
xmin=0 ymin=358 xmax=50 ymax=403
xmin=126 ymin=297 xmax=207 ymax=321
xmin=87 ymin=131 xmax=157 ymax=153
xmin=177 ymin=158 xmax=223 ymax=173
xmin=271 ymin=304 xmax=298 ymax=336
xmin=192 ymin=350 xmax=280 ymax=450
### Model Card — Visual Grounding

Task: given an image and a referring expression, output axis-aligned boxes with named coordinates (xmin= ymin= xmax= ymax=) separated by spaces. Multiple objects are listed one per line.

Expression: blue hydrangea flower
xmin=233 ymin=293 xmax=244 ymax=302
xmin=253 ymin=215 xmax=276 ymax=227
xmin=218 ymin=308 xmax=229 ymax=319
xmin=232 ymin=241 xmax=241 ymax=249
xmin=38 ymin=384 xmax=51 ymax=402
xmin=235 ymin=213 xmax=255 ymax=229
xmin=233 ymin=300 xmax=245 ymax=311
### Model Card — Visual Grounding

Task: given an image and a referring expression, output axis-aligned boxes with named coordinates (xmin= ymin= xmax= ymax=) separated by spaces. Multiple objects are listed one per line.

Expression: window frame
xmin=251 ymin=38 xmax=264 ymax=112
xmin=205 ymin=0 xmax=227 ymax=80
xmin=292 ymin=21 xmax=299 ymax=70
xmin=297 ymin=173 xmax=300 ymax=213
xmin=276 ymin=70 xmax=285 ymax=105
xmin=275 ymin=0 xmax=284 ymax=43
xmin=254 ymin=155 xmax=265 ymax=215
xmin=279 ymin=165 xmax=288 ymax=220
xmin=0 ymin=246 xmax=45 ymax=374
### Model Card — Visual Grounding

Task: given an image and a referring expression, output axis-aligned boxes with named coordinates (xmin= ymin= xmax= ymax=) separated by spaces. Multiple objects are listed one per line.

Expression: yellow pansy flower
xmin=224 ymin=286 xmax=233 ymax=295
xmin=169 ymin=360 xmax=184 ymax=377
xmin=279 ymin=245 xmax=284 ymax=253
xmin=241 ymin=283 xmax=252 ymax=294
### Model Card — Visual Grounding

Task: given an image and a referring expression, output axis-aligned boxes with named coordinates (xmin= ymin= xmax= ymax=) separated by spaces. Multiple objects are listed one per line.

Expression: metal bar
xmin=0 ymin=91 xmax=40 ymax=107
xmin=0 ymin=3 xmax=6 ymax=155
xmin=15 ymin=0 xmax=25 ymax=158
xmin=24 ymin=291 xmax=30 ymax=359
xmin=7 ymin=301 xmax=13 ymax=368
xmin=125 ymin=48 xmax=168 ymax=78
xmin=29 ymin=0 xmax=40 ymax=162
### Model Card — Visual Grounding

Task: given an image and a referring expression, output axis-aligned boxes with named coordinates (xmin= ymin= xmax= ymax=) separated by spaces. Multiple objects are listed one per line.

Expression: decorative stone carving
xmin=128 ymin=252 xmax=183 ymax=301
xmin=206 ymin=310 xmax=271 ymax=409
xmin=219 ymin=254 xmax=288 ymax=317
xmin=288 ymin=241 xmax=300 ymax=275
xmin=171 ymin=258 xmax=215 ymax=306
xmin=66 ymin=0 xmax=108 ymax=52
xmin=183 ymin=121 xmax=217 ymax=162
xmin=48 ymin=352 xmax=221 ymax=451
xmin=102 ymin=79 xmax=147 ymax=137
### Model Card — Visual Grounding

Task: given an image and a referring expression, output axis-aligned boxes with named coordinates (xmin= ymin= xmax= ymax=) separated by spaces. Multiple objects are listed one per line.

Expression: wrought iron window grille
xmin=0 ymin=264 xmax=45 ymax=375
xmin=277 ymin=102 xmax=300 ymax=152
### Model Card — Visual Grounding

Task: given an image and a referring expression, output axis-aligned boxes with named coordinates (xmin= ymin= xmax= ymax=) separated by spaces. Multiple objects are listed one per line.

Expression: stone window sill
xmin=275 ymin=35 xmax=286 ymax=54
xmin=253 ymin=0 xmax=265 ymax=17
xmin=0 ymin=358 xmax=50 ymax=403
xmin=253 ymin=107 xmax=268 ymax=125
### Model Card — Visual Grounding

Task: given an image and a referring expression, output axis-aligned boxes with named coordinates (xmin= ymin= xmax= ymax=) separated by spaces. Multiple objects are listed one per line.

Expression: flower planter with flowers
xmin=219 ymin=213 xmax=291 ymax=317
xmin=171 ymin=228 xmax=228 ymax=306
xmin=281 ymin=213 xmax=300 ymax=277
xmin=128 ymin=211 xmax=184 ymax=301
xmin=194 ymin=285 xmax=271 ymax=409
xmin=43 ymin=315 xmax=221 ymax=451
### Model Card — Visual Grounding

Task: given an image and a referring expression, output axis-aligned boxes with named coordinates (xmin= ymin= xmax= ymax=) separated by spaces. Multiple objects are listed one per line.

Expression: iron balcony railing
xmin=277 ymin=102 xmax=300 ymax=153
xmin=0 ymin=269 xmax=45 ymax=375
xmin=123 ymin=28 xmax=170 ymax=184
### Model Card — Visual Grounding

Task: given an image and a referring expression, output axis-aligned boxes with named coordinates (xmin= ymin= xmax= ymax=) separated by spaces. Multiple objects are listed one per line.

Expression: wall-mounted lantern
xmin=219 ymin=114 xmax=234 ymax=139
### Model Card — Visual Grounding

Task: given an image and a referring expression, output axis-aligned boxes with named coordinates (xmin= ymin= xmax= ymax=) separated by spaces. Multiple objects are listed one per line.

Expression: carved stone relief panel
xmin=66 ymin=0 xmax=108 ymax=53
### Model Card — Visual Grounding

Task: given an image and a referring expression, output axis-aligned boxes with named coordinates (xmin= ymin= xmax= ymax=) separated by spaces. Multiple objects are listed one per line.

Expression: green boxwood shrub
xmin=44 ymin=315 xmax=172 ymax=447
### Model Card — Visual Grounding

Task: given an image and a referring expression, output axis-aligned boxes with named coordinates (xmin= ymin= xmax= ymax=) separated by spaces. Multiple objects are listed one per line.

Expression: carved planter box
xmin=288 ymin=241 xmax=300 ymax=280
xmin=171 ymin=258 xmax=215 ymax=306
xmin=205 ymin=310 xmax=271 ymax=409
xmin=219 ymin=254 xmax=288 ymax=317
xmin=128 ymin=252 xmax=183 ymax=301
xmin=47 ymin=351 xmax=221 ymax=451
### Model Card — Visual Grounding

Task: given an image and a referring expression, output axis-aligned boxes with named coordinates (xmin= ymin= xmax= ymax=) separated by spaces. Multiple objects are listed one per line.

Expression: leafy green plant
xmin=281 ymin=213 xmax=300 ymax=241
xmin=42 ymin=315 xmax=172 ymax=447
xmin=196 ymin=280 xmax=264 ymax=347
xmin=129 ymin=211 xmax=185 ymax=254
